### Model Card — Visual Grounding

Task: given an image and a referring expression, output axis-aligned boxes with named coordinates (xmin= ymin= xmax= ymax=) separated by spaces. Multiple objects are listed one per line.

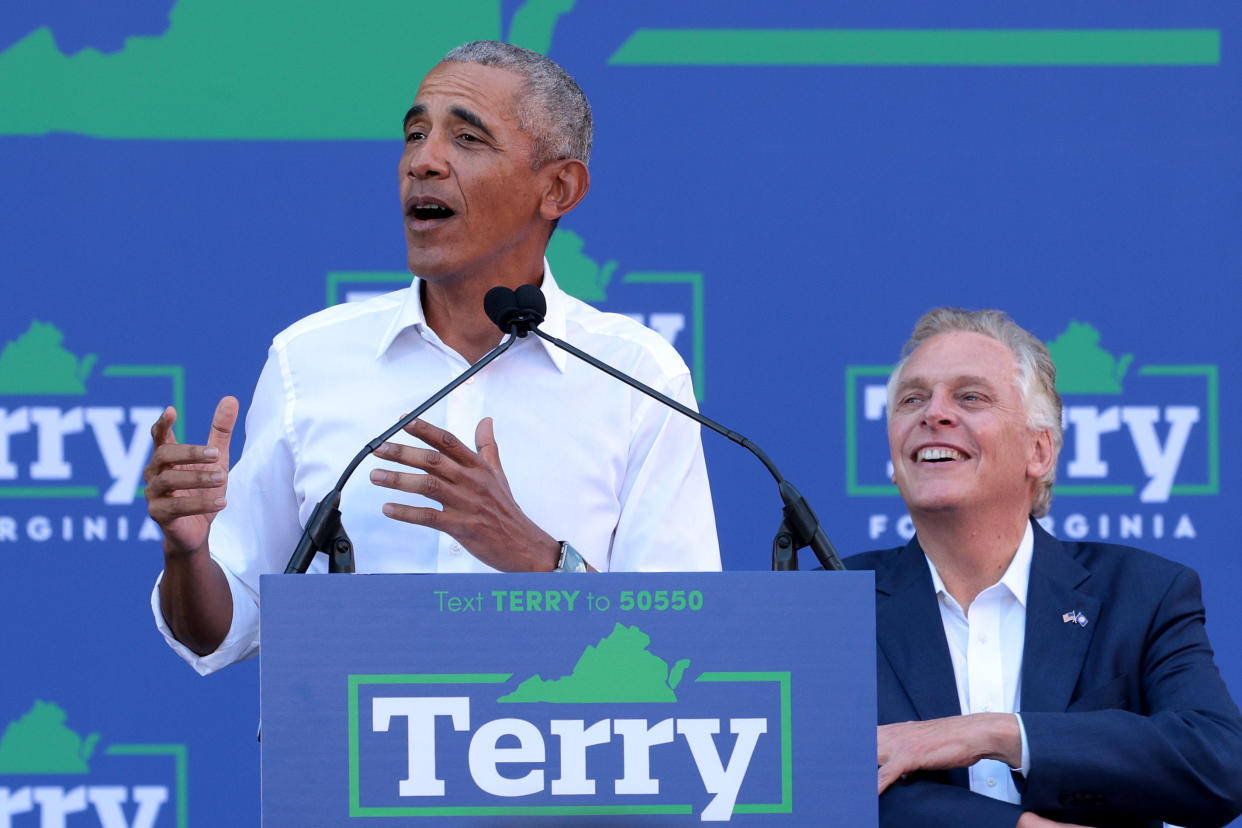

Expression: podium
xmin=260 ymin=571 xmax=876 ymax=825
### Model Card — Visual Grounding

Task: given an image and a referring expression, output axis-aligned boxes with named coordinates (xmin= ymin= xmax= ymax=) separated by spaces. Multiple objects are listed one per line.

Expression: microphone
xmin=484 ymin=287 xmax=542 ymax=336
xmin=284 ymin=287 xmax=528 ymax=574
xmin=490 ymin=285 xmax=844 ymax=571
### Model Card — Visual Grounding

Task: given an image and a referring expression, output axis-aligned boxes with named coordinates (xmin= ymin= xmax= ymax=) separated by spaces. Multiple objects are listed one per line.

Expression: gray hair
xmin=886 ymin=307 xmax=1063 ymax=518
xmin=441 ymin=41 xmax=593 ymax=167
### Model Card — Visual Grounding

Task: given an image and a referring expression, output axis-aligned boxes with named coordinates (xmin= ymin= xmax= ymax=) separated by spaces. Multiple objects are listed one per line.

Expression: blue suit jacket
xmin=846 ymin=522 xmax=1242 ymax=828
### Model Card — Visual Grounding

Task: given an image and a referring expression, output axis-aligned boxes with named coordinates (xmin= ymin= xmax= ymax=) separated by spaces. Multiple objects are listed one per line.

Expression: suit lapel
xmin=1021 ymin=523 xmax=1101 ymax=712
xmin=875 ymin=538 xmax=962 ymax=722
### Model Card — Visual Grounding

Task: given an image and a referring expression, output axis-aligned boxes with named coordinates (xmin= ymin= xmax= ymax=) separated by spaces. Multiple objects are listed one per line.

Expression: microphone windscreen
xmin=484 ymin=286 xmax=519 ymax=329
xmin=514 ymin=284 xmax=547 ymax=320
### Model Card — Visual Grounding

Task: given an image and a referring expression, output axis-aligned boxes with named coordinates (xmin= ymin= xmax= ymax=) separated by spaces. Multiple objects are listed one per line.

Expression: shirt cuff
xmin=151 ymin=560 xmax=261 ymax=676
xmin=1013 ymin=713 xmax=1031 ymax=777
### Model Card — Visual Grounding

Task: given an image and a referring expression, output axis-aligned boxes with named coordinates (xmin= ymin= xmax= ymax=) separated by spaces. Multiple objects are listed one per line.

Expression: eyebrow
xmin=401 ymin=104 xmax=497 ymax=141
xmin=449 ymin=106 xmax=496 ymax=139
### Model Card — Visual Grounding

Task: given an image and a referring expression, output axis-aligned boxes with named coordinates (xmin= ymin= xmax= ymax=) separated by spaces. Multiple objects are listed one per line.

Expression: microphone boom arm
xmin=529 ymin=327 xmax=845 ymax=571
xmin=284 ymin=330 xmax=521 ymax=574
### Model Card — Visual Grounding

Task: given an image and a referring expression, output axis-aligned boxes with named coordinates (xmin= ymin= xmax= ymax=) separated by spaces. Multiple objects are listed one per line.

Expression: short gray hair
xmin=886 ymin=307 xmax=1063 ymax=518
xmin=441 ymin=41 xmax=593 ymax=167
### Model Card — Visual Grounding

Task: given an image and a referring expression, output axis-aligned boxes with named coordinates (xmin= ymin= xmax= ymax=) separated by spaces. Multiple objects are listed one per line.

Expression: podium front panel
xmin=261 ymin=571 xmax=876 ymax=825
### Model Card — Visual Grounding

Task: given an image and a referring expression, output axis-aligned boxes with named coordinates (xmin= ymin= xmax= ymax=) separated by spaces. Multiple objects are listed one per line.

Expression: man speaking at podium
xmin=143 ymin=42 xmax=719 ymax=675
xmin=850 ymin=308 xmax=1242 ymax=827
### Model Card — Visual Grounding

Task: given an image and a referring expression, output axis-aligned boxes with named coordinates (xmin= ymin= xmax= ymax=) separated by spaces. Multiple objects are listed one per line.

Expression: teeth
xmin=410 ymin=203 xmax=453 ymax=219
xmin=917 ymin=447 xmax=965 ymax=462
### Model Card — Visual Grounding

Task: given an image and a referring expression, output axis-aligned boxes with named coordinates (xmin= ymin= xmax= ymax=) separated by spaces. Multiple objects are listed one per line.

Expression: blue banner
xmin=2 ymin=2 xmax=1239 ymax=824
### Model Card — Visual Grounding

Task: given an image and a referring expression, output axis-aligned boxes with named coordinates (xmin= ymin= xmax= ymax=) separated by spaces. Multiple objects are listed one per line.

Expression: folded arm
xmin=1018 ymin=570 xmax=1242 ymax=828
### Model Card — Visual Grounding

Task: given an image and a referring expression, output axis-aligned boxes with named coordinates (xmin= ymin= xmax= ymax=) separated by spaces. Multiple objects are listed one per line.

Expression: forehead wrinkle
xmin=896 ymin=373 xmax=1002 ymax=395
xmin=951 ymin=374 xmax=1002 ymax=391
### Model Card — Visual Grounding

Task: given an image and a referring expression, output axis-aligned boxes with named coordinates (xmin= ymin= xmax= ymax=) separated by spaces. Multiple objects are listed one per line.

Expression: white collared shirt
xmin=925 ymin=521 xmax=1034 ymax=805
xmin=153 ymin=263 xmax=720 ymax=674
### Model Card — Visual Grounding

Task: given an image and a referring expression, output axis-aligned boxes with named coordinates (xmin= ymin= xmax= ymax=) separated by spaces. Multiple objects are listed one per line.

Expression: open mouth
xmin=405 ymin=198 xmax=456 ymax=222
xmin=916 ymin=446 xmax=967 ymax=463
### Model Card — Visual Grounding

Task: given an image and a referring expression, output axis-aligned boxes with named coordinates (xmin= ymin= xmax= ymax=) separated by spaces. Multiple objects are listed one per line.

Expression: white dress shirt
xmin=925 ymin=521 xmax=1034 ymax=805
xmin=153 ymin=263 xmax=720 ymax=674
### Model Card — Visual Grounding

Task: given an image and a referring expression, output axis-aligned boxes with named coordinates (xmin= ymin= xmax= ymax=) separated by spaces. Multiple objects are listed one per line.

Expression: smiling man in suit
xmin=848 ymin=308 xmax=1242 ymax=828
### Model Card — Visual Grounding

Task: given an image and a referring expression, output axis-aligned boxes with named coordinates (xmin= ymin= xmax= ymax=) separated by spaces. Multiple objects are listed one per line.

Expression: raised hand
xmin=368 ymin=417 xmax=563 ymax=572
xmin=144 ymin=396 xmax=239 ymax=557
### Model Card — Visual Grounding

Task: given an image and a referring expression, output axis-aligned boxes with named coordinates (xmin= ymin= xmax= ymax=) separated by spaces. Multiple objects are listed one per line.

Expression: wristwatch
xmin=553 ymin=541 xmax=587 ymax=573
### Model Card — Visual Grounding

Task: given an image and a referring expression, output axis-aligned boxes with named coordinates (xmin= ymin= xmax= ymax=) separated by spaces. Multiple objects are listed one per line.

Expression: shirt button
xmin=986 ymin=777 xmax=997 ymax=788
xmin=451 ymin=543 xmax=462 ymax=553
xmin=465 ymin=376 xmax=475 ymax=385
xmin=983 ymin=704 xmax=993 ymax=712
xmin=978 ymin=634 xmax=988 ymax=643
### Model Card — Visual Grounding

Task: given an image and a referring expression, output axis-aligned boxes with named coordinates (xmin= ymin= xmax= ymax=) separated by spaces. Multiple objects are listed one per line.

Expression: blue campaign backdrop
xmin=0 ymin=1 xmax=1238 ymax=825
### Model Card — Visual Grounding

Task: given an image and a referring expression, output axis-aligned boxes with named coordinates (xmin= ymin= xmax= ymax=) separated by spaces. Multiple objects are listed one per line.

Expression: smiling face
xmin=399 ymin=62 xmax=561 ymax=286
xmin=888 ymin=331 xmax=1054 ymax=522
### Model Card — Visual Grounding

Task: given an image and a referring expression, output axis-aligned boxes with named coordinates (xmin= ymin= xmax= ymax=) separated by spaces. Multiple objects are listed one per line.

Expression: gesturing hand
xmin=144 ymin=396 xmax=238 ymax=557
xmin=369 ymin=417 xmax=561 ymax=572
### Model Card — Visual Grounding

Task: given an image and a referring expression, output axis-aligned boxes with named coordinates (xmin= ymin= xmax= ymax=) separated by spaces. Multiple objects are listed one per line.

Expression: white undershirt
xmin=925 ymin=521 xmax=1033 ymax=805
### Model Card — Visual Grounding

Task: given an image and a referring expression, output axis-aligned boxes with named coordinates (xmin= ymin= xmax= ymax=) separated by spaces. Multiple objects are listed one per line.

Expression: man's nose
xmin=406 ymin=135 xmax=449 ymax=179
xmin=922 ymin=389 xmax=957 ymax=426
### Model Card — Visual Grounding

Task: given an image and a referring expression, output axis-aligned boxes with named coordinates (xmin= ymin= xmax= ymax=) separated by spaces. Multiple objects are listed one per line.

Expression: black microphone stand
xmin=515 ymin=300 xmax=844 ymax=572
xmin=283 ymin=326 xmax=524 ymax=575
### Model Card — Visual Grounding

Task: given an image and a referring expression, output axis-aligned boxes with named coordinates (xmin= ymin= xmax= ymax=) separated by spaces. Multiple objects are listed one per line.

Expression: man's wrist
xmin=553 ymin=541 xmax=588 ymax=572
xmin=163 ymin=536 xmax=210 ymax=563
xmin=980 ymin=713 xmax=1024 ymax=768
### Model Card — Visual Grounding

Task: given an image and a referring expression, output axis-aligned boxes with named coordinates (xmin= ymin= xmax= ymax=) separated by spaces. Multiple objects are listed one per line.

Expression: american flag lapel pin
xmin=1062 ymin=610 xmax=1088 ymax=627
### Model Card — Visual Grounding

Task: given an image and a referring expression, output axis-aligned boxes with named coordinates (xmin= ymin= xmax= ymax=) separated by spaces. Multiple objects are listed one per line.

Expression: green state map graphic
xmin=500 ymin=623 xmax=691 ymax=703
xmin=2 ymin=1 xmax=1216 ymax=139
xmin=0 ymin=321 xmax=97 ymax=395
xmin=0 ymin=700 xmax=99 ymax=774
xmin=0 ymin=0 xmax=580 ymax=139
xmin=1047 ymin=321 xmax=1134 ymax=394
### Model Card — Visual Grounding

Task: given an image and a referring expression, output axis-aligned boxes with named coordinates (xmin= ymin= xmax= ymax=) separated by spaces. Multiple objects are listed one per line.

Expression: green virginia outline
xmin=498 ymin=623 xmax=687 ymax=703
xmin=0 ymin=0 xmax=590 ymax=139
xmin=0 ymin=321 xmax=96 ymax=396
xmin=0 ymin=0 xmax=500 ymax=139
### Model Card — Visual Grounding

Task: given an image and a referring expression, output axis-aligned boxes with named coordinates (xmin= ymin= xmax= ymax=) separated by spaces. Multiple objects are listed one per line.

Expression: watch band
xmin=554 ymin=541 xmax=587 ymax=573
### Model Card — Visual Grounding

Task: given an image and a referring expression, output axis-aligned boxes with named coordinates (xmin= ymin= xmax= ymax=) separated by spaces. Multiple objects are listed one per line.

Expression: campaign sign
xmin=0 ymin=701 xmax=183 ymax=828
xmin=260 ymin=572 xmax=875 ymax=825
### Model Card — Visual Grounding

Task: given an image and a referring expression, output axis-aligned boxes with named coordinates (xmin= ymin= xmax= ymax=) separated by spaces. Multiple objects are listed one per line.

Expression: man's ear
xmin=1027 ymin=428 xmax=1056 ymax=482
xmin=538 ymin=159 xmax=590 ymax=222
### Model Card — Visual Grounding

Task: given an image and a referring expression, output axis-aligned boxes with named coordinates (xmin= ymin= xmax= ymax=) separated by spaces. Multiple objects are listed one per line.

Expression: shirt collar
xmin=925 ymin=520 xmax=1035 ymax=609
xmin=531 ymin=261 xmax=569 ymax=373
xmin=374 ymin=259 xmax=570 ymax=373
